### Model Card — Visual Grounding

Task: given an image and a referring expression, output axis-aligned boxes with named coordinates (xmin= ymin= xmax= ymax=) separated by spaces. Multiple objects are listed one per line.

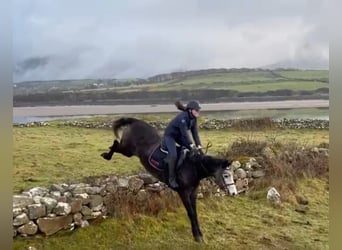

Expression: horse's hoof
xmin=194 ymin=236 xmax=204 ymax=243
xmin=101 ymin=152 xmax=111 ymax=160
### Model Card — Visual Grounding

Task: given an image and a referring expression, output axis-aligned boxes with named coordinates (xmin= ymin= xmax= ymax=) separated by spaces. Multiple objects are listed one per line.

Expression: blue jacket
xmin=164 ymin=110 xmax=201 ymax=149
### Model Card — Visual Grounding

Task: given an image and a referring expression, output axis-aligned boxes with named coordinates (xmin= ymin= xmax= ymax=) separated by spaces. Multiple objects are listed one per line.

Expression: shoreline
xmin=13 ymin=100 xmax=329 ymax=117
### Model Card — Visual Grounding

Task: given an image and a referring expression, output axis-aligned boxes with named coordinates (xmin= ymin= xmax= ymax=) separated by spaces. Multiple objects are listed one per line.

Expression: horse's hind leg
xmin=101 ymin=139 xmax=119 ymax=160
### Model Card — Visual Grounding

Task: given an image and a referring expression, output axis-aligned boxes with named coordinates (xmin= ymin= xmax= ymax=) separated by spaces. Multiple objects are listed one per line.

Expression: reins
xmin=204 ymin=141 xmax=212 ymax=154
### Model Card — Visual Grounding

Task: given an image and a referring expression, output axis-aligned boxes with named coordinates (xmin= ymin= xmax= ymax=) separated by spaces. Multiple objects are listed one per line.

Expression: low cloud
xmin=13 ymin=0 xmax=329 ymax=82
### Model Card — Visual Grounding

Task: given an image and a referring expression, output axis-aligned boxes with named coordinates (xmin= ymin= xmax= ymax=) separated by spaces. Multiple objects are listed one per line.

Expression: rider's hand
xmin=197 ymin=145 xmax=204 ymax=155
xmin=189 ymin=144 xmax=199 ymax=155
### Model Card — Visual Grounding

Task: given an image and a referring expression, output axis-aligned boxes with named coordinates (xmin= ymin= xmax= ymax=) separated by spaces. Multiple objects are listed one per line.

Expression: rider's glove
xmin=189 ymin=144 xmax=198 ymax=155
xmin=197 ymin=145 xmax=204 ymax=155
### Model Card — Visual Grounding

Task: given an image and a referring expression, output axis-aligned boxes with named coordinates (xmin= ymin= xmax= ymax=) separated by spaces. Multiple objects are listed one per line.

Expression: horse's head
xmin=193 ymin=154 xmax=237 ymax=196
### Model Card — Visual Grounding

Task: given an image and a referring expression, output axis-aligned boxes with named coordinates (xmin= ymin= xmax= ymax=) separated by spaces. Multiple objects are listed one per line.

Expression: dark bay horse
xmin=101 ymin=117 xmax=236 ymax=242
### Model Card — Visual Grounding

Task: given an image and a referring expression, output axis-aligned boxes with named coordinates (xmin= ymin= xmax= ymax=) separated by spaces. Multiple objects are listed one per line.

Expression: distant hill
xmin=13 ymin=68 xmax=329 ymax=107
xmin=263 ymin=58 xmax=328 ymax=70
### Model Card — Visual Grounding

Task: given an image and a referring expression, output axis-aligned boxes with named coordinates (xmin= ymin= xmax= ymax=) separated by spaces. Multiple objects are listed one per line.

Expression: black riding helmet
xmin=186 ymin=100 xmax=201 ymax=110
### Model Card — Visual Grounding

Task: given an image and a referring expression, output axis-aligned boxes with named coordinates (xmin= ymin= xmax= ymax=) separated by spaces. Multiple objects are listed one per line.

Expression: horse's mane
xmin=175 ymin=100 xmax=187 ymax=111
xmin=187 ymin=153 xmax=229 ymax=172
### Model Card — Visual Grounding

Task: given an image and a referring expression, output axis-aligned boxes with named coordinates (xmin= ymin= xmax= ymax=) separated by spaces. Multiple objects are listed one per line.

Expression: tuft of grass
xmin=220 ymin=136 xmax=329 ymax=200
xmin=105 ymin=189 xmax=181 ymax=218
xmin=230 ymin=117 xmax=276 ymax=130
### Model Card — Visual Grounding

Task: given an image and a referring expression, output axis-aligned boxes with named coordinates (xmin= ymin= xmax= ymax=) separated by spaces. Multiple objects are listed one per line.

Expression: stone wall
xmin=13 ymin=163 xmax=263 ymax=238
xmin=13 ymin=144 xmax=330 ymax=238
xmin=13 ymin=118 xmax=329 ymax=130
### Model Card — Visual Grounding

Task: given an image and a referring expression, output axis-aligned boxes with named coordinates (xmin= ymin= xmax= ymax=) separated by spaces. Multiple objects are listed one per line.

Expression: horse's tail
xmin=113 ymin=117 xmax=139 ymax=139
xmin=175 ymin=100 xmax=187 ymax=111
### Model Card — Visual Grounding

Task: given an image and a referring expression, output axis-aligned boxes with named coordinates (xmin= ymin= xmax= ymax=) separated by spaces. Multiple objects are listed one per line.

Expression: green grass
xmin=167 ymin=71 xmax=281 ymax=84
xmin=13 ymin=126 xmax=143 ymax=192
xmin=13 ymin=115 xmax=329 ymax=249
xmin=13 ymin=124 xmax=329 ymax=193
xmin=225 ymin=80 xmax=327 ymax=92
xmin=89 ymin=70 xmax=328 ymax=93
xmin=276 ymin=70 xmax=328 ymax=80
xmin=13 ymin=178 xmax=328 ymax=249
xmin=142 ymin=80 xmax=327 ymax=92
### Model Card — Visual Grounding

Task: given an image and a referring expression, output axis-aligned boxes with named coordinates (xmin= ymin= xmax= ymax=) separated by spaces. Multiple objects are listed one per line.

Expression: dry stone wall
xmin=13 ymin=145 xmax=329 ymax=238
xmin=13 ymin=118 xmax=329 ymax=130
xmin=13 ymin=161 xmax=266 ymax=238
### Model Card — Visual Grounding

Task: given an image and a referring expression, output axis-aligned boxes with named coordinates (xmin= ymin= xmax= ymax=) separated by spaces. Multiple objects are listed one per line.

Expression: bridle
xmin=221 ymin=167 xmax=237 ymax=196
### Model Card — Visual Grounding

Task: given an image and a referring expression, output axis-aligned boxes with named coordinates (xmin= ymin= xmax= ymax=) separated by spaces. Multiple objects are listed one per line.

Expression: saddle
xmin=148 ymin=144 xmax=188 ymax=171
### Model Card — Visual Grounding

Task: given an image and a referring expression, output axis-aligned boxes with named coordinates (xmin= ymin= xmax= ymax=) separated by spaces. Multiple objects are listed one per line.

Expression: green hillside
xmin=13 ymin=68 xmax=329 ymax=106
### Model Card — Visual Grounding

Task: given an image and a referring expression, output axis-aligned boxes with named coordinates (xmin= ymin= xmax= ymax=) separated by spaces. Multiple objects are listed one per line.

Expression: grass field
xmin=152 ymin=71 xmax=282 ymax=86
xmin=41 ymin=69 xmax=328 ymax=95
xmin=276 ymin=70 xmax=328 ymax=80
xmin=13 ymin=124 xmax=329 ymax=193
xmin=13 ymin=114 xmax=329 ymax=249
xmin=149 ymin=70 xmax=328 ymax=86
xmin=138 ymin=80 xmax=327 ymax=92
xmin=114 ymin=70 xmax=328 ymax=93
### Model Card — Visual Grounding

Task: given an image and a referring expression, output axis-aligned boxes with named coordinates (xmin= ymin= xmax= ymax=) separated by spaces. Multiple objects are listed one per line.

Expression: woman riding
xmin=163 ymin=100 xmax=203 ymax=188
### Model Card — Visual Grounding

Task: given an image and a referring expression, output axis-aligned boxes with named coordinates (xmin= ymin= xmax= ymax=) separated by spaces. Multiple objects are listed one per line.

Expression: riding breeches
xmin=163 ymin=135 xmax=177 ymax=159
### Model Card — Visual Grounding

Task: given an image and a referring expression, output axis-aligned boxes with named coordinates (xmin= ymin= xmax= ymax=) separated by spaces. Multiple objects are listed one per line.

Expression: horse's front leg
xmin=101 ymin=140 xmax=119 ymax=160
xmin=190 ymin=188 xmax=203 ymax=241
xmin=178 ymin=188 xmax=204 ymax=243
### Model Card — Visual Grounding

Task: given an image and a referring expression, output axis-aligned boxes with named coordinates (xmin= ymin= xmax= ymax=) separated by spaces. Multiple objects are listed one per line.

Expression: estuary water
xmin=13 ymin=100 xmax=329 ymax=123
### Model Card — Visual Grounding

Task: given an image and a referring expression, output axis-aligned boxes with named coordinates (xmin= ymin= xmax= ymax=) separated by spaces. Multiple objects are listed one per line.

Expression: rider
xmin=163 ymin=100 xmax=203 ymax=188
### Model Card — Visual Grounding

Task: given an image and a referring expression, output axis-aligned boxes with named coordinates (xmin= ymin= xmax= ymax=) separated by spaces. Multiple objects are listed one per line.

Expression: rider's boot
xmin=167 ymin=157 xmax=179 ymax=188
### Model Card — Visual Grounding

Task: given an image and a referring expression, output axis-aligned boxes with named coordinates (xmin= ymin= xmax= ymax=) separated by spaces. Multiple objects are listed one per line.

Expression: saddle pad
xmin=148 ymin=145 xmax=168 ymax=171
xmin=148 ymin=145 xmax=187 ymax=171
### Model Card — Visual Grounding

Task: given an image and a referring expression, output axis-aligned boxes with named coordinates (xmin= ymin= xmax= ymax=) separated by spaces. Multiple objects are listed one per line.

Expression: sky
xmin=13 ymin=0 xmax=329 ymax=82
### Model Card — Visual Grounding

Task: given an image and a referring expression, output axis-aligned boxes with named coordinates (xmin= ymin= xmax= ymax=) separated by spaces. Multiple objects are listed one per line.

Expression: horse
xmin=101 ymin=117 xmax=237 ymax=242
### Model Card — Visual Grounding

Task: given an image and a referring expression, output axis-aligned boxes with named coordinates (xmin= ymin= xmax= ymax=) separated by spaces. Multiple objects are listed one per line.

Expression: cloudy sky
xmin=13 ymin=0 xmax=329 ymax=82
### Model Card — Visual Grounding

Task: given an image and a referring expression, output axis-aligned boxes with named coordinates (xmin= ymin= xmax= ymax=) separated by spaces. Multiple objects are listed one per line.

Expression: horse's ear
xmin=175 ymin=100 xmax=187 ymax=111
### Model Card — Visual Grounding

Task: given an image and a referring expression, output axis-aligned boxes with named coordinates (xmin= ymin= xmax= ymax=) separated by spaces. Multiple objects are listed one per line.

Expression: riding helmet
xmin=186 ymin=100 xmax=201 ymax=110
